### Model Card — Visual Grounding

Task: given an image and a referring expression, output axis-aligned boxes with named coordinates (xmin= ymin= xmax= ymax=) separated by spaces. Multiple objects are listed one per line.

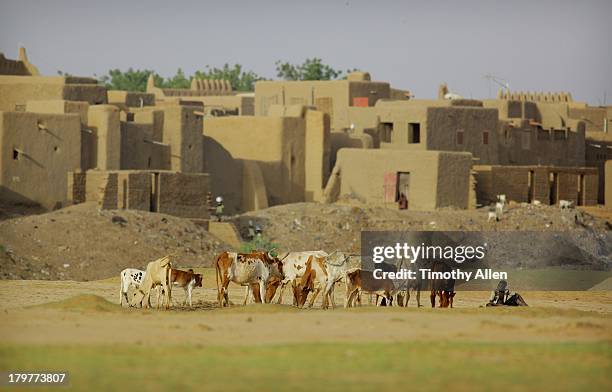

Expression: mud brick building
xmin=68 ymin=170 xmax=209 ymax=219
xmin=473 ymin=165 xmax=598 ymax=206
xmin=1 ymin=47 xmax=610 ymax=215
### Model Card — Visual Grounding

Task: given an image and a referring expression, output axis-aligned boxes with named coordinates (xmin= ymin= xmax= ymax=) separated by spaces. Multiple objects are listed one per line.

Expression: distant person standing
xmin=215 ymin=196 xmax=224 ymax=222
xmin=247 ymin=220 xmax=256 ymax=240
xmin=398 ymin=193 xmax=408 ymax=210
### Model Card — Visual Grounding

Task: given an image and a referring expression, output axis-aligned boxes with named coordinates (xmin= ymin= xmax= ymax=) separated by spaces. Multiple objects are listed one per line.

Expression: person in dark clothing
xmin=398 ymin=192 xmax=408 ymax=210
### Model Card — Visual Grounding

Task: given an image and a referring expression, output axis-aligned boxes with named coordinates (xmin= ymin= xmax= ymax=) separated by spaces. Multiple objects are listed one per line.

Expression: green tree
xmin=275 ymin=58 xmax=346 ymax=81
xmin=99 ymin=68 xmax=163 ymax=92
xmin=194 ymin=64 xmax=262 ymax=91
xmin=239 ymin=237 xmax=279 ymax=256
xmin=161 ymin=68 xmax=191 ymax=89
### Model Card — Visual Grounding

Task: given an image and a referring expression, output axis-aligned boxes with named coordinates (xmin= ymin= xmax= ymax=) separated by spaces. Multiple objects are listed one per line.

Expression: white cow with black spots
xmin=119 ymin=268 xmax=145 ymax=306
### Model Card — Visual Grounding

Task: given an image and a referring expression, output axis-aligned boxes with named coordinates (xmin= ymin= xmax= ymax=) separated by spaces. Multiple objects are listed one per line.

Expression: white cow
xmin=215 ymin=251 xmax=283 ymax=307
xmin=559 ymin=200 xmax=574 ymax=209
xmin=131 ymin=255 xmax=173 ymax=310
xmin=321 ymin=252 xmax=353 ymax=308
xmin=274 ymin=250 xmax=328 ymax=304
xmin=294 ymin=252 xmax=353 ymax=309
xmin=119 ymin=268 xmax=145 ymax=306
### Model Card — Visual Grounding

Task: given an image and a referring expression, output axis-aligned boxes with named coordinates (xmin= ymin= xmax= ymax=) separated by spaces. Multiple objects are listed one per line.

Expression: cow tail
xmin=215 ymin=254 xmax=222 ymax=306
xmin=166 ymin=263 xmax=172 ymax=309
xmin=119 ymin=271 xmax=124 ymax=305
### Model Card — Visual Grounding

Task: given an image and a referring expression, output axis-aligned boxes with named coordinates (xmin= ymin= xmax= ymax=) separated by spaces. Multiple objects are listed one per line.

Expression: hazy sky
xmin=1 ymin=0 xmax=610 ymax=104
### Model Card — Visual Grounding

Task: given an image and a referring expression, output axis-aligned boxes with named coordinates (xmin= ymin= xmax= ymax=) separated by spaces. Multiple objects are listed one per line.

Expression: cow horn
xmin=277 ymin=252 xmax=290 ymax=262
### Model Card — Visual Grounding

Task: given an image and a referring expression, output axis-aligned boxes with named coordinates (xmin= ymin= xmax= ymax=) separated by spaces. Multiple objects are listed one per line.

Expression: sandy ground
xmin=1 ymin=278 xmax=610 ymax=348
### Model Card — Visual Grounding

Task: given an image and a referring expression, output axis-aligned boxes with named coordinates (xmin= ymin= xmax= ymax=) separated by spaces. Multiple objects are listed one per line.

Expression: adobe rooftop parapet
xmin=146 ymin=74 xmax=234 ymax=99
xmin=346 ymin=71 xmax=371 ymax=81
xmin=499 ymin=89 xmax=574 ymax=103
xmin=0 ymin=47 xmax=40 ymax=76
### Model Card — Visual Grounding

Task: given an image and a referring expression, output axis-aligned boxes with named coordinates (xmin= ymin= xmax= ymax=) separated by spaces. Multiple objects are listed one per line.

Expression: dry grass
xmin=1 ymin=279 xmax=610 ymax=390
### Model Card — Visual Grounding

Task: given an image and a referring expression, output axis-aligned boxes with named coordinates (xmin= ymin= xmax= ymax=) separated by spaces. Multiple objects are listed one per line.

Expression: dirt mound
xmin=1 ymin=201 xmax=611 ymax=282
xmin=589 ymin=277 xmax=612 ymax=291
xmin=232 ymin=202 xmax=611 ymax=269
xmin=34 ymin=294 xmax=119 ymax=312
xmin=0 ymin=202 xmax=231 ymax=281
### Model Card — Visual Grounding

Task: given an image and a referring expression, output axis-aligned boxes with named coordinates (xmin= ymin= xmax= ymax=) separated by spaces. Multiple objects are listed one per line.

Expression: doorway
xmin=396 ymin=172 xmax=410 ymax=208
xmin=381 ymin=122 xmax=394 ymax=143
xmin=549 ymin=172 xmax=558 ymax=205
xmin=527 ymin=170 xmax=535 ymax=203
xmin=150 ymin=172 xmax=160 ymax=212
xmin=577 ymin=173 xmax=585 ymax=206
xmin=122 ymin=179 xmax=128 ymax=209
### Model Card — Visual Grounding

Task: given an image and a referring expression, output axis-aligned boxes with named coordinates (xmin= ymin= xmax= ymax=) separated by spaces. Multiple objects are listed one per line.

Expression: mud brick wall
xmin=557 ymin=172 xmax=578 ymax=204
xmin=532 ymin=168 xmax=550 ymax=204
xmin=115 ymin=171 xmax=151 ymax=211
xmin=155 ymin=172 xmax=209 ymax=218
xmin=471 ymin=165 xmax=598 ymax=206
xmin=84 ymin=171 xmax=118 ymax=210
xmin=606 ymin=161 xmax=612 ymax=209
xmin=584 ymin=172 xmax=599 ymax=206
xmin=99 ymin=173 xmax=118 ymax=210
xmin=127 ymin=172 xmax=151 ymax=210
xmin=473 ymin=166 xmax=493 ymax=205
xmin=67 ymin=172 xmax=87 ymax=204
xmin=492 ymin=167 xmax=529 ymax=202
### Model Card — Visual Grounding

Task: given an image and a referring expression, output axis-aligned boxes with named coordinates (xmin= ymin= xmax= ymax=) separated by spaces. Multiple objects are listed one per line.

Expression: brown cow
xmin=344 ymin=268 xmax=396 ymax=308
xmin=429 ymin=262 xmax=456 ymax=308
xmin=249 ymin=276 xmax=281 ymax=304
xmin=215 ymin=251 xmax=283 ymax=307
xmin=170 ymin=268 xmax=203 ymax=307
xmin=293 ymin=256 xmax=334 ymax=309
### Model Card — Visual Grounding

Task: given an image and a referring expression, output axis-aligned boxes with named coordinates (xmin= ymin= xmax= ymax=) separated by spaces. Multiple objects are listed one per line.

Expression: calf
xmin=163 ymin=268 xmax=203 ymax=307
xmin=132 ymin=255 xmax=173 ymax=310
xmin=119 ymin=268 xmax=145 ymax=306
xmin=344 ymin=269 xmax=396 ymax=307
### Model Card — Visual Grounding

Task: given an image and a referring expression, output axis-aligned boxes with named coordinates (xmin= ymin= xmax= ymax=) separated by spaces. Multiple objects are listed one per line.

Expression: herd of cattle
xmin=119 ymin=250 xmax=457 ymax=310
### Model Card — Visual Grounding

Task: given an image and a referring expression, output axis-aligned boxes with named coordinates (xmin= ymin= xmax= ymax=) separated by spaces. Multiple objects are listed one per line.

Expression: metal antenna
xmin=484 ymin=73 xmax=510 ymax=97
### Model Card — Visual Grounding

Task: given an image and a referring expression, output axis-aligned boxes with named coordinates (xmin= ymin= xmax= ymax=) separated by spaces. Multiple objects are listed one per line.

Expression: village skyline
xmin=0 ymin=0 xmax=610 ymax=104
